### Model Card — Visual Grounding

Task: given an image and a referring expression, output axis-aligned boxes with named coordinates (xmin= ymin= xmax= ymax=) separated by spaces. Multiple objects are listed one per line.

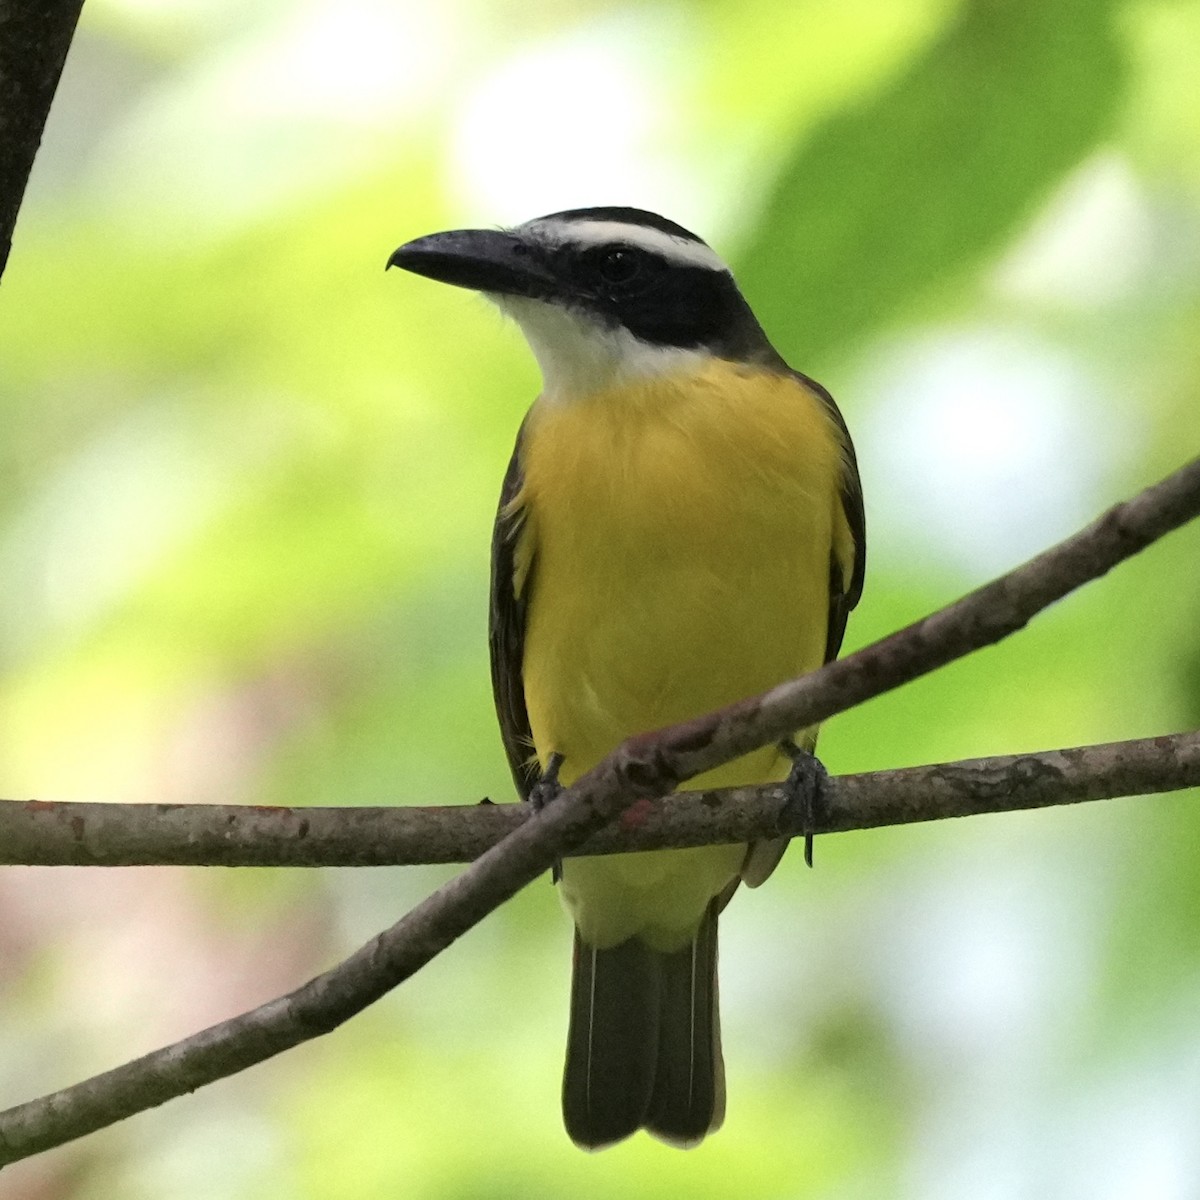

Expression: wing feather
xmin=488 ymin=418 xmax=538 ymax=800
xmin=789 ymin=368 xmax=866 ymax=662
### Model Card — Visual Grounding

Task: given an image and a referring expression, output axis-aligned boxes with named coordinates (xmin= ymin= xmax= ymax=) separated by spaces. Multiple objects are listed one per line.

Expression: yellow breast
xmin=514 ymin=359 xmax=848 ymax=947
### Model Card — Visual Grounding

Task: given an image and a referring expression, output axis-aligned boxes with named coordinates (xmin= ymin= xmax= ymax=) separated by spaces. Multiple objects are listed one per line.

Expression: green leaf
xmin=738 ymin=0 xmax=1126 ymax=368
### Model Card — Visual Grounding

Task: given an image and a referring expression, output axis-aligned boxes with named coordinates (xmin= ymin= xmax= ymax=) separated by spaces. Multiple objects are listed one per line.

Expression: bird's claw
xmin=780 ymin=743 xmax=828 ymax=868
xmin=528 ymin=751 xmax=565 ymax=812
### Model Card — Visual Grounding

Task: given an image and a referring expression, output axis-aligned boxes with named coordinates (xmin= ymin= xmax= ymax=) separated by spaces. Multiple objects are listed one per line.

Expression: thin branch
xmin=0 ymin=457 xmax=1198 ymax=1164
xmin=1 ymin=731 xmax=1197 ymax=868
xmin=0 ymin=0 xmax=86 ymax=280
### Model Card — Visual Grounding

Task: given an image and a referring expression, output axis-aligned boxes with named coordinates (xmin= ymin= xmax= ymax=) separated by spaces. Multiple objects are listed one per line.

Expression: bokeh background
xmin=2 ymin=0 xmax=1200 ymax=1195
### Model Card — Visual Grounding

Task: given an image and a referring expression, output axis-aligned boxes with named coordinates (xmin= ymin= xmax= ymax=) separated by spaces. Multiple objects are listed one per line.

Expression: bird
xmin=387 ymin=207 xmax=865 ymax=1150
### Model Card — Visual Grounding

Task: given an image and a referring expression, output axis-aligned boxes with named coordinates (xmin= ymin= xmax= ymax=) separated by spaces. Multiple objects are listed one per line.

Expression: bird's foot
xmin=528 ymin=752 xmax=565 ymax=812
xmin=780 ymin=742 xmax=828 ymax=869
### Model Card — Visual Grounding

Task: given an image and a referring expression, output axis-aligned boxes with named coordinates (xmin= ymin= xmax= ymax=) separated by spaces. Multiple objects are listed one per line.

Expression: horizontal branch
xmin=0 ymin=456 xmax=1197 ymax=1165
xmin=1 ymin=731 xmax=1197 ymax=868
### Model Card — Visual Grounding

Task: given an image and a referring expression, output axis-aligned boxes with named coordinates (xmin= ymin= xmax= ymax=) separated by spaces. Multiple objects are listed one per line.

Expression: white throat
xmin=495 ymin=296 xmax=707 ymax=402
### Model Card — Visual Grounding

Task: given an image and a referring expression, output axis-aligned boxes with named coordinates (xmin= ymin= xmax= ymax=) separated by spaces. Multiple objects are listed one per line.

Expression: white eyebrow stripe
xmin=524 ymin=219 xmax=729 ymax=272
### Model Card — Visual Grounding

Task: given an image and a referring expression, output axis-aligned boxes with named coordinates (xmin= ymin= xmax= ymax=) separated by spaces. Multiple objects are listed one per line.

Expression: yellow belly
xmin=516 ymin=360 xmax=846 ymax=950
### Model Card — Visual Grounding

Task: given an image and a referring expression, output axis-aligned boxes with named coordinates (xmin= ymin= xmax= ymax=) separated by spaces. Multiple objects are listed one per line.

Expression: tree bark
xmin=0 ymin=731 xmax=1195 ymax=867
xmin=0 ymin=0 xmax=85 ymax=280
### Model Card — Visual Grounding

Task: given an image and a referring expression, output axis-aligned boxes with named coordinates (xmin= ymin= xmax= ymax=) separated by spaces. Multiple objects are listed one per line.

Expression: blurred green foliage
xmin=0 ymin=0 xmax=1199 ymax=1197
xmin=740 ymin=0 xmax=1125 ymax=368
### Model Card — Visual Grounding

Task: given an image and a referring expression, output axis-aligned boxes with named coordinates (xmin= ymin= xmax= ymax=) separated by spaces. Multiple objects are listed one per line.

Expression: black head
xmin=389 ymin=208 xmax=780 ymax=367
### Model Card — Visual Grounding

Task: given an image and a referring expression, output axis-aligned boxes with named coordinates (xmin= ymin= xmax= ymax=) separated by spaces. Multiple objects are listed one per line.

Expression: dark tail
xmin=562 ymin=900 xmax=724 ymax=1149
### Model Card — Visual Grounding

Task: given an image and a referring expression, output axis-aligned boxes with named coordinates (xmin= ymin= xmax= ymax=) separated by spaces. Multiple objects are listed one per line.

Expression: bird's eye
xmin=595 ymin=247 xmax=643 ymax=286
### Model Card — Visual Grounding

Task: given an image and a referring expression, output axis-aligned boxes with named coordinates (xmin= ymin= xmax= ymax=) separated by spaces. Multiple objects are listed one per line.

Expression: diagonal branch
xmin=635 ymin=455 xmax=1200 ymax=788
xmin=0 ymin=730 xmax=1197 ymax=867
xmin=0 ymin=456 xmax=1198 ymax=1164
xmin=0 ymin=0 xmax=86 ymax=280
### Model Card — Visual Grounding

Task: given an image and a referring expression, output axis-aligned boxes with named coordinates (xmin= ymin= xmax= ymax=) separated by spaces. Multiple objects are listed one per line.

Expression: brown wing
xmin=488 ymin=418 xmax=538 ymax=801
xmin=789 ymin=368 xmax=866 ymax=661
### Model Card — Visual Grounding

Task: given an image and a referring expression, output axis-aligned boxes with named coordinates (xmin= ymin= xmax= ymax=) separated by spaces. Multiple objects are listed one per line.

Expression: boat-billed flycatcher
xmin=388 ymin=207 xmax=865 ymax=1150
